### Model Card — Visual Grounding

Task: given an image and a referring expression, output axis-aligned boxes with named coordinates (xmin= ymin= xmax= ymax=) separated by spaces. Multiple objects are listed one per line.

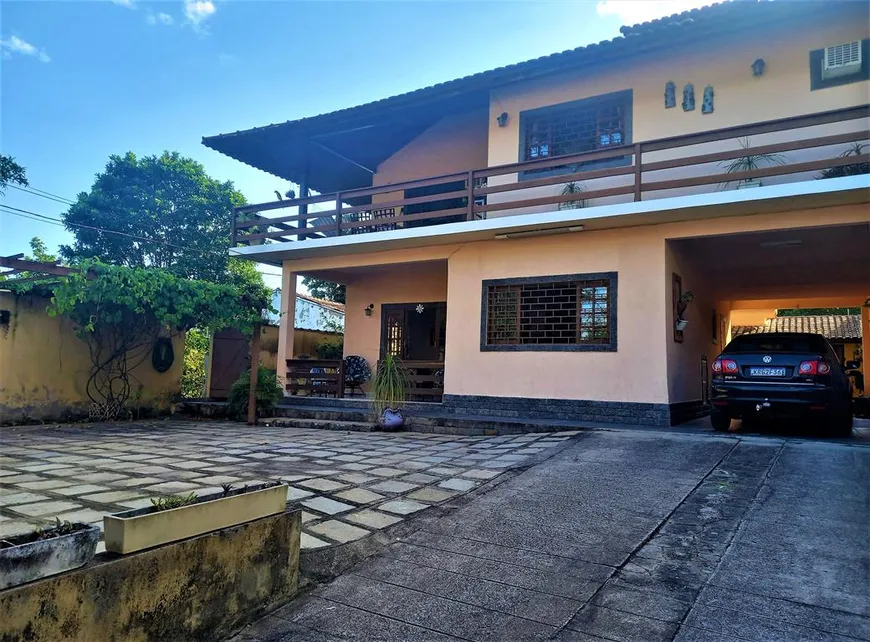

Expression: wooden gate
xmin=209 ymin=329 xmax=249 ymax=399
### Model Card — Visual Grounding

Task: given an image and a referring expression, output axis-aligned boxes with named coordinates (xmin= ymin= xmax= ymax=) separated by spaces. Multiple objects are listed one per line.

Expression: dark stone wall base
xmin=442 ymin=394 xmax=672 ymax=427
xmin=669 ymin=399 xmax=710 ymax=425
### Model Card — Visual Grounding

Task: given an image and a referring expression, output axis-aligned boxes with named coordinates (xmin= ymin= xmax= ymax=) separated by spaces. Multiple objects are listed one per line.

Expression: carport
xmin=666 ymin=221 xmax=870 ymax=425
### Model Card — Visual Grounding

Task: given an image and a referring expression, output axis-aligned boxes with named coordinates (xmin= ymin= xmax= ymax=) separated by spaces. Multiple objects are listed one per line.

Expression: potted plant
xmin=721 ymin=137 xmax=786 ymax=189
xmin=676 ymin=291 xmax=694 ymax=331
xmin=0 ymin=519 xmax=100 ymax=590
xmin=558 ymin=181 xmax=587 ymax=210
xmin=103 ymin=481 xmax=288 ymax=555
xmin=817 ymin=143 xmax=869 ymax=179
xmin=372 ymin=354 xmax=408 ymax=430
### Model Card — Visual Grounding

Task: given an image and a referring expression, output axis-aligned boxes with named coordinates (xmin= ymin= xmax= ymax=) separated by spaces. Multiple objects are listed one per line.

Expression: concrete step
xmin=260 ymin=417 xmax=376 ymax=432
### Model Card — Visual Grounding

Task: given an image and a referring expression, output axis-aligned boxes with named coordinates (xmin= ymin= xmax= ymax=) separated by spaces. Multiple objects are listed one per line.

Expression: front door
xmin=381 ymin=303 xmax=446 ymax=361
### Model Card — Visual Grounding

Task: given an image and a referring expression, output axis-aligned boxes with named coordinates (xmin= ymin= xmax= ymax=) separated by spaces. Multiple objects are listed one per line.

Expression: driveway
xmin=233 ymin=429 xmax=870 ymax=642
xmin=0 ymin=421 xmax=577 ymax=549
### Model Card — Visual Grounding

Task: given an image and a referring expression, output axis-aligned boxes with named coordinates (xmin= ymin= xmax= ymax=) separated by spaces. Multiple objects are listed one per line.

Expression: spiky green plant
xmin=558 ymin=181 xmax=587 ymax=210
xmin=150 ymin=492 xmax=198 ymax=512
xmin=721 ymin=137 xmax=786 ymax=185
xmin=371 ymin=354 xmax=408 ymax=419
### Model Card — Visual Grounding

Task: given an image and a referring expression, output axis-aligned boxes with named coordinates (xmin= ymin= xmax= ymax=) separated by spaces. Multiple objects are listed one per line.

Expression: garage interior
xmin=668 ymin=222 xmax=869 ymax=433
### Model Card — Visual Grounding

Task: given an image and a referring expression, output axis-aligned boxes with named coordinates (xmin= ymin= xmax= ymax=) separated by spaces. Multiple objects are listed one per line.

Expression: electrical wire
xmin=0 ymin=204 xmax=284 ymax=278
xmin=9 ymin=184 xmax=76 ymax=205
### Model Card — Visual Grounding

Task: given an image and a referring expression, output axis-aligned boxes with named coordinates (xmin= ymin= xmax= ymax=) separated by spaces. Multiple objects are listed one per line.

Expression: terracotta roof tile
xmin=733 ymin=315 xmax=862 ymax=340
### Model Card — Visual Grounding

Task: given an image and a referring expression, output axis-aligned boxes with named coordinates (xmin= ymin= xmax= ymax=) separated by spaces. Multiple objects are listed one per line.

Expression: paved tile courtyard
xmin=0 ymin=421 xmax=579 ymax=550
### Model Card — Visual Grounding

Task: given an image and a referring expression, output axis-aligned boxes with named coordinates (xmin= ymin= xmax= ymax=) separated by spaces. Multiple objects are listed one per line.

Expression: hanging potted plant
xmin=0 ymin=519 xmax=100 ymax=590
xmin=676 ymin=291 xmax=694 ymax=331
xmin=721 ymin=137 xmax=786 ymax=189
xmin=372 ymin=354 xmax=408 ymax=430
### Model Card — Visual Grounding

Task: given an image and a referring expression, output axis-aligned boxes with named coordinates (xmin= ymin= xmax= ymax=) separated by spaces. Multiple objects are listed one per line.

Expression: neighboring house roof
xmin=733 ymin=315 xmax=862 ymax=341
xmin=202 ymin=1 xmax=835 ymax=195
xmin=265 ymin=291 xmax=345 ymax=332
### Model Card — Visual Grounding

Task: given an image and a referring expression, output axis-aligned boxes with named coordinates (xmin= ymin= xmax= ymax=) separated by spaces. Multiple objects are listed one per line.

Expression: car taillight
xmin=799 ymin=360 xmax=830 ymax=375
xmin=714 ymin=359 xmax=738 ymax=374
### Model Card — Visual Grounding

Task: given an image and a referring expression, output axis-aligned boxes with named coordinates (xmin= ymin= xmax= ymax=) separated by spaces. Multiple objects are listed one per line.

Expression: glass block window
xmin=521 ymin=92 xmax=632 ymax=164
xmin=482 ymin=274 xmax=617 ymax=351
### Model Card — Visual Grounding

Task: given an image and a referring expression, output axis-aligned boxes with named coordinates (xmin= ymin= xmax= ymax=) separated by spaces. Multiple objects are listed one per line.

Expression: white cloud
xmin=147 ymin=12 xmax=174 ymax=25
xmin=109 ymin=0 xmax=136 ymax=8
xmin=596 ymin=0 xmax=715 ymax=25
xmin=0 ymin=35 xmax=50 ymax=63
xmin=184 ymin=0 xmax=216 ymax=31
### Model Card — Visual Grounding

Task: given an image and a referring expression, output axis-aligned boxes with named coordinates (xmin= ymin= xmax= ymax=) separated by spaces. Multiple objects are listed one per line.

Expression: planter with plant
xmin=558 ymin=181 xmax=587 ymax=210
xmin=0 ymin=519 xmax=100 ymax=589
xmin=227 ymin=365 xmax=284 ymax=419
xmin=103 ymin=482 xmax=288 ymax=554
xmin=721 ymin=137 xmax=786 ymax=189
xmin=371 ymin=354 xmax=408 ymax=430
xmin=818 ymin=143 xmax=869 ymax=180
xmin=676 ymin=291 xmax=694 ymax=331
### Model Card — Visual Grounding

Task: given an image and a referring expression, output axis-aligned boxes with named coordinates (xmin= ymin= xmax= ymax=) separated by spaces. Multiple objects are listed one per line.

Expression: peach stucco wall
xmin=372 ymin=108 xmax=489 ymax=204
xmin=282 ymin=202 xmax=869 ymax=406
xmin=487 ymin=15 xmax=869 ymax=167
xmin=343 ymin=262 xmax=448 ymax=376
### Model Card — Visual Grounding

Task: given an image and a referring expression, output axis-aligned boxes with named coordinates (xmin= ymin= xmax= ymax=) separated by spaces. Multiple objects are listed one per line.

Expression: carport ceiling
xmin=673 ymin=223 xmax=870 ymax=296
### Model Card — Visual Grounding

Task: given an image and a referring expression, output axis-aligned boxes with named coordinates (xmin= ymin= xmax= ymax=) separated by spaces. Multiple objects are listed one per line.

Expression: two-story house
xmin=204 ymin=0 xmax=869 ymax=427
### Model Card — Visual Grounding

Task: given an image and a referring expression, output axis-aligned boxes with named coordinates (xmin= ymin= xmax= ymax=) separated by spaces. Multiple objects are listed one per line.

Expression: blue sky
xmin=1 ymin=0 xmax=709 ymax=287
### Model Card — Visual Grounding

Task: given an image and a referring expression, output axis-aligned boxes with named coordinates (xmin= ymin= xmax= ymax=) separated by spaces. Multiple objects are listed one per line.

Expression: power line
xmin=0 ymin=204 xmax=283 ymax=277
xmin=8 ymin=184 xmax=76 ymax=206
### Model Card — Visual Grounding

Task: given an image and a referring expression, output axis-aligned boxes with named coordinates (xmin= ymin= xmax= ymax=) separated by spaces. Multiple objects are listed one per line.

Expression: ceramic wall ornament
xmin=664 ymin=81 xmax=676 ymax=108
xmin=752 ymin=58 xmax=766 ymax=77
xmin=702 ymin=86 xmax=714 ymax=114
xmin=682 ymin=83 xmax=695 ymax=111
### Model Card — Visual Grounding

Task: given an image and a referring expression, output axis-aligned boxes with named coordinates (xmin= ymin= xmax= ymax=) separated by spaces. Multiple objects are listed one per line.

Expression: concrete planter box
xmin=104 ymin=483 xmax=288 ymax=554
xmin=737 ymin=179 xmax=763 ymax=189
xmin=0 ymin=523 xmax=100 ymax=590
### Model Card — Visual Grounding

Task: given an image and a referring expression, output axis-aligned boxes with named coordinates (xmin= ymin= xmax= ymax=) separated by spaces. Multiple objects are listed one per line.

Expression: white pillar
xmin=277 ymin=266 xmax=297 ymax=392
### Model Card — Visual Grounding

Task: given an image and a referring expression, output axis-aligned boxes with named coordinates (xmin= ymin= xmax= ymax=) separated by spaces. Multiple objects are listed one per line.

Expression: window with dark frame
xmin=520 ymin=91 xmax=632 ymax=177
xmin=809 ymin=39 xmax=869 ymax=91
xmin=483 ymin=273 xmax=617 ymax=351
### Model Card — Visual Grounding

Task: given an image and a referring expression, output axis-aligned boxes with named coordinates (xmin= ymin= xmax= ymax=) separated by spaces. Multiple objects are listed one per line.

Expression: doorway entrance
xmin=381 ymin=302 xmax=447 ymax=401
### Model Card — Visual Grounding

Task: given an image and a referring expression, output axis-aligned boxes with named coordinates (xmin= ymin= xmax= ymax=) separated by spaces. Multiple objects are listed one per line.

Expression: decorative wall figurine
xmin=752 ymin=58 xmax=766 ymax=77
xmin=664 ymin=81 xmax=676 ymax=108
xmin=702 ymin=86 xmax=714 ymax=114
xmin=682 ymin=83 xmax=695 ymax=111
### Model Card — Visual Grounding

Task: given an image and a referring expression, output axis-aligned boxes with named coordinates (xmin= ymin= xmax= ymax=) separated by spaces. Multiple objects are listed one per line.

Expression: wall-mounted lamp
xmin=751 ymin=58 xmax=766 ymax=77
xmin=496 ymin=112 xmax=509 ymax=127
xmin=364 ymin=303 xmax=374 ymax=317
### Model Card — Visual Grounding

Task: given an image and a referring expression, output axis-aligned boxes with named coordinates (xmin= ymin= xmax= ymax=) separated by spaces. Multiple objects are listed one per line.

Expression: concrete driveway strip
xmin=233 ymin=429 xmax=870 ymax=642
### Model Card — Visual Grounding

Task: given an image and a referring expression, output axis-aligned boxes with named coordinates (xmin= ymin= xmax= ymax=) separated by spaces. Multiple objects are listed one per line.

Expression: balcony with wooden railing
xmin=233 ymin=106 xmax=869 ymax=246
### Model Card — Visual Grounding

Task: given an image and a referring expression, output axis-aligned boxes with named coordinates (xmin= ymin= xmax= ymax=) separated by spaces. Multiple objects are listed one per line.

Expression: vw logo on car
xmin=762 ymin=355 xmax=772 ymax=363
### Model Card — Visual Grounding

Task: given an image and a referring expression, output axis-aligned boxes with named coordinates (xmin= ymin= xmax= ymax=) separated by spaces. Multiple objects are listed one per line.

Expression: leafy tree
xmin=59 ymin=151 xmax=256 ymax=287
xmin=38 ymin=261 xmax=272 ymax=418
xmin=0 ymin=154 xmax=28 ymax=194
xmin=27 ymin=237 xmax=57 ymax=263
xmin=180 ymin=328 xmax=210 ymax=398
xmin=302 ymin=277 xmax=345 ymax=303
xmin=777 ymin=307 xmax=860 ymax=317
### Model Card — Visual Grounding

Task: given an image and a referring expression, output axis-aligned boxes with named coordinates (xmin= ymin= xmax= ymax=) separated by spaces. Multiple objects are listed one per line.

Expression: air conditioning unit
xmin=822 ymin=41 xmax=862 ymax=80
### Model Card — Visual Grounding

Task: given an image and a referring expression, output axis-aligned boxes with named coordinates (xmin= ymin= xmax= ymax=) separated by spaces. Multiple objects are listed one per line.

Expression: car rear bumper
xmin=710 ymin=382 xmax=837 ymax=418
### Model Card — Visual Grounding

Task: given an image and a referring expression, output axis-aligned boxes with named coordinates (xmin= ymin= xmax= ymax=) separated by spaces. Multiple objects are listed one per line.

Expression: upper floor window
xmin=519 ymin=91 xmax=632 ymax=178
xmin=810 ymin=39 xmax=869 ymax=90
xmin=481 ymin=272 xmax=618 ymax=352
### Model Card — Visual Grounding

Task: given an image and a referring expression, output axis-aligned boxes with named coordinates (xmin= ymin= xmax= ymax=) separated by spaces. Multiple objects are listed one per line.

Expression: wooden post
xmin=298 ymin=152 xmax=309 ymax=241
xmin=466 ymin=170 xmax=475 ymax=221
xmin=247 ymin=322 xmax=261 ymax=426
xmin=335 ymin=192 xmax=343 ymax=237
xmin=633 ymin=143 xmax=643 ymax=202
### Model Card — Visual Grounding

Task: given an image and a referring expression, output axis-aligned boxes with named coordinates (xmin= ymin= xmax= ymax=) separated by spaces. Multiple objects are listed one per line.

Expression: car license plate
xmin=748 ymin=367 xmax=786 ymax=377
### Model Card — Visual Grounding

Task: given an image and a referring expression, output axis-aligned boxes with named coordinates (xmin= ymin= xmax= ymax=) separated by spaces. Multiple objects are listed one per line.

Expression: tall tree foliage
xmin=0 ymin=154 xmax=28 ymax=194
xmin=60 ymin=151 xmax=256 ymax=286
xmin=302 ymin=277 xmax=346 ymax=303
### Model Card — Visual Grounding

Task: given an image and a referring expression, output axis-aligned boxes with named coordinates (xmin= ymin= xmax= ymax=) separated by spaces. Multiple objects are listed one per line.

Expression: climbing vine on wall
xmin=35 ymin=261 xmax=272 ymax=419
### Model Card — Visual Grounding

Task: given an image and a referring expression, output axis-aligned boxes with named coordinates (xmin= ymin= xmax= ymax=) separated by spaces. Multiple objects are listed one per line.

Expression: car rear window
xmin=725 ymin=334 xmax=829 ymax=354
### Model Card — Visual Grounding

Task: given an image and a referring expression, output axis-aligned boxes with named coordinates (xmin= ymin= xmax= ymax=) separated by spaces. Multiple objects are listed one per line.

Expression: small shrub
xmin=180 ymin=327 xmax=210 ymax=398
xmin=150 ymin=492 xmax=198 ymax=512
xmin=227 ymin=365 xmax=284 ymax=419
xmin=315 ymin=339 xmax=344 ymax=360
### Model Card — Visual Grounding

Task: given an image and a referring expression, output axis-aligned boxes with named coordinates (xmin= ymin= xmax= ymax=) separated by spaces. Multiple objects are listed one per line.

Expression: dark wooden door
xmin=381 ymin=303 xmax=447 ymax=361
xmin=209 ymin=328 xmax=249 ymax=399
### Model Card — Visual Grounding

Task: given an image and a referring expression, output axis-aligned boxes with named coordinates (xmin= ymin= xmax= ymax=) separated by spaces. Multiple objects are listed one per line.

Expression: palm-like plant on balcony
xmin=720 ymin=137 xmax=786 ymax=188
xmin=817 ymin=143 xmax=869 ymax=179
xmin=558 ymin=181 xmax=587 ymax=210
xmin=371 ymin=354 xmax=408 ymax=429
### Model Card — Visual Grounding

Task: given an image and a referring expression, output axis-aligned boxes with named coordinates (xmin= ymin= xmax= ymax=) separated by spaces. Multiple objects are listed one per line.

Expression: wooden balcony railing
xmin=234 ymin=105 xmax=869 ymax=246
